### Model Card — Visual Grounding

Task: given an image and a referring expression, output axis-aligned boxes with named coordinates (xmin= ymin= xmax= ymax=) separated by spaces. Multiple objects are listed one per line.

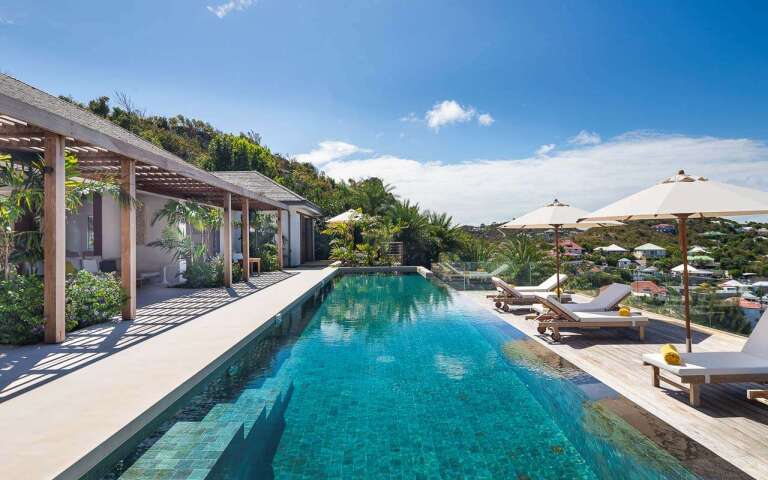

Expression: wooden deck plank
xmin=461 ymin=291 xmax=768 ymax=480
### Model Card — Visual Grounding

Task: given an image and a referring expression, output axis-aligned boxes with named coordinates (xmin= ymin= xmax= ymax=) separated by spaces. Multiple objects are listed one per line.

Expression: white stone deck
xmin=0 ymin=266 xmax=337 ymax=480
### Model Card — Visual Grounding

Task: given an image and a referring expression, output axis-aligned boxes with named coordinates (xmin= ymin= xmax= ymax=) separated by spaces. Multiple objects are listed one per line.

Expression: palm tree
xmin=350 ymin=178 xmax=396 ymax=216
xmin=150 ymin=199 xmax=223 ymax=262
xmin=426 ymin=211 xmax=462 ymax=261
xmin=493 ymin=234 xmax=550 ymax=284
xmin=387 ymin=200 xmax=431 ymax=265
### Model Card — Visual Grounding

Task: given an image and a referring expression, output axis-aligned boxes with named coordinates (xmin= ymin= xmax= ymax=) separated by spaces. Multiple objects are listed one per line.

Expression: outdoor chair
xmin=642 ymin=310 xmax=768 ymax=406
xmin=533 ymin=294 xmax=648 ymax=342
xmin=532 ymin=283 xmax=630 ymax=315
xmin=487 ymin=275 xmax=568 ymax=311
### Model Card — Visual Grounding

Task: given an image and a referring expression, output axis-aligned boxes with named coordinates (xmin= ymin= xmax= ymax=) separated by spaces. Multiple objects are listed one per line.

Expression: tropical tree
xmin=149 ymin=199 xmax=223 ymax=262
xmin=426 ymin=211 xmax=462 ymax=261
xmin=493 ymin=234 xmax=552 ymax=284
xmin=350 ymin=178 xmax=396 ymax=216
xmin=0 ymin=153 xmax=134 ymax=278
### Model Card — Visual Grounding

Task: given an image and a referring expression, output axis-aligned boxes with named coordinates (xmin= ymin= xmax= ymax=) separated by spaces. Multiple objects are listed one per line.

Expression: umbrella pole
xmin=677 ymin=215 xmax=692 ymax=352
xmin=554 ymin=225 xmax=561 ymax=302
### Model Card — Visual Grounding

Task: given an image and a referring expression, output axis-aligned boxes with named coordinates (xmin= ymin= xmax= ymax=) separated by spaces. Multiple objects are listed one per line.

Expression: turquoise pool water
xmin=107 ymin=274 xmax=698 ymax=479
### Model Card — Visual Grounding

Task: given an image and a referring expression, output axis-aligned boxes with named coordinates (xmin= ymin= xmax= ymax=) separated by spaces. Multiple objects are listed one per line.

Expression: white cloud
xmin=207 ymin=0 xmax=255 ymax=18
xmin=536 ymin=144 xmax=556 ymax=156
xmin=426 ymin=100 xmax=476 ymax=131
xmin=314 ymin=132 xmax=768 ymax=224
xmin=294 ymin=140 xmax=371 ymax=166
xmin=399 ymin=112 xmax=420 ymax=123
xmin=477 ymin=113 xmax=494 ymax=127
xmin=569 ymin=130 xmax=601 ymax=145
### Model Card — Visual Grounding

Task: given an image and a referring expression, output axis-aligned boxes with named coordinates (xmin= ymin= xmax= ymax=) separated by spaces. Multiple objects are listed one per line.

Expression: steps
xmin=120 ymin=375 xmax=294 ymax=480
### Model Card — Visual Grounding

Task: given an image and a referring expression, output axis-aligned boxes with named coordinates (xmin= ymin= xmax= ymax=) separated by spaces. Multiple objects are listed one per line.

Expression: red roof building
xmin=631 ymin=280 xmax=668 ymax=298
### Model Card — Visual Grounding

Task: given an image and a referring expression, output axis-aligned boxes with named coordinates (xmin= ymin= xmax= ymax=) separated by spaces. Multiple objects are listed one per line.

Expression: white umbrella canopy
xmin=582 ymin=170 xmax=768 ymax=221
xmin=501 ymin=199 xmax=623 ymax=229
xmin=501 ymin=199 xmax=622 ymax=300
xmin=581 ymin=170 xmax=768 ymax=352
xmin=326 ymin=209 xmax=363 ymax=224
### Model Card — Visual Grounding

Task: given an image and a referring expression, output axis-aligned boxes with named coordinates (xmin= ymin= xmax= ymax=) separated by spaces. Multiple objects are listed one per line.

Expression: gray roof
xmin=0 ymin=74 xmax=286 ymax=209
xmin=213 ymin=171 xmax=322 ymax=216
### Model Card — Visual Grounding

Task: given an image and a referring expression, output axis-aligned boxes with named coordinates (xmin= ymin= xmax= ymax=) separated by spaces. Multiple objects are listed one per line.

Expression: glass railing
xmin=432 ymin=261 xmax=760 ymax=336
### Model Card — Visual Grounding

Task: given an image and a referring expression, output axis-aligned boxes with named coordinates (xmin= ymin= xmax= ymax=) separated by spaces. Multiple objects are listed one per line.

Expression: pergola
xmin=0 ymin=74 xmax=287 ymax=343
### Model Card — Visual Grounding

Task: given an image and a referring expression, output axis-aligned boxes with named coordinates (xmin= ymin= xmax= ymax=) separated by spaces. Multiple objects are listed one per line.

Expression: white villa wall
xmin=101 ymin=195 xmax=120 ymax=260
xmin=101 ymin=192 xmax=182 ymax=284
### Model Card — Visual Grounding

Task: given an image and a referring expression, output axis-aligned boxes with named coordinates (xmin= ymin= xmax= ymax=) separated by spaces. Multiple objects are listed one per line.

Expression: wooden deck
xmin=461 ymin=291 xmax=768 ymax=480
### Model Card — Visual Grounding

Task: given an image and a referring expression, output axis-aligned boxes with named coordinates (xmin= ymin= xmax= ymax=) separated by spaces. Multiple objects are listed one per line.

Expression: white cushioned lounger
xmin=642 ymin=310 xmax=768 ymax=406
xmin=515 ymin=273 xmax=568 ymax=292
xmin=533 ymin=283 xmax=630 ymax=314
xmin=534 ymin=295 xmax=648 ymax=342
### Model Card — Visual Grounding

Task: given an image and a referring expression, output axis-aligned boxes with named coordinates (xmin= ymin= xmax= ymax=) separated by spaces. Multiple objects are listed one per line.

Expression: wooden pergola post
xmin=223 ymin=193 xmax=232 ymax=287
xmin=276 ymin=210 xmax=284 ymax=270
xmin=120 ymin=158 xmax=136 ymax=320
xmin=242 ymin=198 xmax=250 ymax=282
xmin=43 ymin=134 xmax=66 ymax=343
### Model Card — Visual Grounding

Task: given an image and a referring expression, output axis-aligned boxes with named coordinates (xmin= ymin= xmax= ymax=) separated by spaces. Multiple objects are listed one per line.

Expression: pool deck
xmin=461 ymin=290 xmax=768 ymax=480
xmin=0 ymin=266 xmax=337 ymax=480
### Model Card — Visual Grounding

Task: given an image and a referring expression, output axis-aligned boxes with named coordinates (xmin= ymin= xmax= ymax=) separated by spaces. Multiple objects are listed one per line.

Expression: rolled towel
xmin=618 ymin=306 xmax=631 ymax=317
xmin=661 ymin=344 xmax=681 ymax=365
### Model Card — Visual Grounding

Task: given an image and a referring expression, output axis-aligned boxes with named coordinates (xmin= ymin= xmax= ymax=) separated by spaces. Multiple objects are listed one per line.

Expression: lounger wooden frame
xmin=534 ymin=296 xmax=646 ymax=342
xmin=644 ymin=363 xmax=768 ymax=406
xmin=486 ymin=277 xmax=539 ymax=311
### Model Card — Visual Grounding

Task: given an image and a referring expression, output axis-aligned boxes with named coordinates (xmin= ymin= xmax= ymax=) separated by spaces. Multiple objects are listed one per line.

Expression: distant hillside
xmin=59 ymin=94 xmax=352 ymax=215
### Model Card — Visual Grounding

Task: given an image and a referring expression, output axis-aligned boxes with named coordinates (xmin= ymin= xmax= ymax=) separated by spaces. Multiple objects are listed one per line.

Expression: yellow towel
xmin=618 ymin=306 xmax=631 ymax=317
xmin=661 ymin=344 xmax=681 ymax=365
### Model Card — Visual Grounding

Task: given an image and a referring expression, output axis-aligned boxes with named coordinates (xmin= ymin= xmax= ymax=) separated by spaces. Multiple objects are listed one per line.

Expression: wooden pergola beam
xmin=276 ymin=211 xmax=284 ymax=270
xmin=121 ymin=158 xmax=137 ymax=320
xmin=242 ymin=198 xmax=250 ymax=282
xmin=43 ymin=134 xmax=66 ymax=343
xmin=222 ymin=193 xmax=232 ymax=287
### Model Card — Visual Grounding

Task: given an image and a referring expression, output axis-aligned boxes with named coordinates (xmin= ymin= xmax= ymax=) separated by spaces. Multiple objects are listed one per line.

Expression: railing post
xmin=43 ymin=134 xmax=66 ymax=343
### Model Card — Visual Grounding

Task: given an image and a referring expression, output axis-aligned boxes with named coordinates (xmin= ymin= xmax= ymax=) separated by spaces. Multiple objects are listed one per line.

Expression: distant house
xmin=617 ymin=257 xmax=633 ymax=269
xmin=652 ymin=223 xmax=676 ymax=234
xmin=739 ymin=226 xmax=754 ymax=233
xmin=671 ymin=264 xmax=714 ymax=277
xmin=688 ymin=245 xmax=709 ymax=255
xmin=558 ymin=239 xmax=583 ymax=257
xmin=595 ymin=243 xmax=628 ymax=254
xmin=758 ymin=227 xmax=768 ymax=236
xmin=631 ymin=280 xmax=668 ymax=299
xmin=634 ymin=243 xmax=667 ymax=259
xmin=702 ymin=231 xmax=726 ymax=238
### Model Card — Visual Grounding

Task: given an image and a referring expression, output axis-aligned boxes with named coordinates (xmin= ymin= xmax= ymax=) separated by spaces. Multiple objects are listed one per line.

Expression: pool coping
xmin=0 ymin=266 xmax=340 ymax=480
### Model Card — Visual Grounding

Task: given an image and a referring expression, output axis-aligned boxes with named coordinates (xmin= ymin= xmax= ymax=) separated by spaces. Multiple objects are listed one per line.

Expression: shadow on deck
xmin=0 ymin=271 xmax=295 ymax=403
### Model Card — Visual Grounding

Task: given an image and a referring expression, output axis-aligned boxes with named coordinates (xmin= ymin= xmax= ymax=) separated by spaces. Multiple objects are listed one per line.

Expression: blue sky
xmin=2 ymin=1 xmax=768 ymax=223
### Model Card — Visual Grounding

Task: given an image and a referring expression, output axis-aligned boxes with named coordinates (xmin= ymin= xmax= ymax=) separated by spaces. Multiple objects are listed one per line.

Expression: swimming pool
xmin=103 ymin=274 xmax=702 ymax=479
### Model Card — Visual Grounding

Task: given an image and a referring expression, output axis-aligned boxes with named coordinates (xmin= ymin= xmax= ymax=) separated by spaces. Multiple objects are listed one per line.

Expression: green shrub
xmin=0 ymin=275 xmax=44 ymax=344
xmin=182 ymin=256 xmax=243 ymax=288
xmin=66 ymin=270 xmax=125 ymax=330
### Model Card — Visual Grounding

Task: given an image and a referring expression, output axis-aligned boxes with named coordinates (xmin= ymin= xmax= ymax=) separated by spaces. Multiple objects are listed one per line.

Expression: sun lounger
xmin=642 ymin=311 xmax=768 ymax=406
xmin=532 ymin=283 xmax=630 ymax=315
xmin=534 ymin=295 xmax=647 ymax=342
xmin=513 ymin=273 xmax=566 ymax=292
xmin=487 ymin=275 xmax=567 ymax=311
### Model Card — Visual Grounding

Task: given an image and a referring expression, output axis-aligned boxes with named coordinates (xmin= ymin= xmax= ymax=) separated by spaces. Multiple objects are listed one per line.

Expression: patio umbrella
xmin=580 ymin=170 xmax=768 ymax=351
xmin=500 ymin=199 xmax=622 ymax=300
xmin=326 ymin=209 xmax=362 ymax=224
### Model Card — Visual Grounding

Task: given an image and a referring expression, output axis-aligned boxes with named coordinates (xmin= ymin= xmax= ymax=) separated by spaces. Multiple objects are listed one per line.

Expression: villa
xmin=557 ymin=238 xmax=584 ymax=257
xmin=633 ymin=242 xmax=667 ymax=259
xmin=630 ymin=280 xmax=668 ymax=299
xmin=652 ymin=223 xmax=676 ymax=234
